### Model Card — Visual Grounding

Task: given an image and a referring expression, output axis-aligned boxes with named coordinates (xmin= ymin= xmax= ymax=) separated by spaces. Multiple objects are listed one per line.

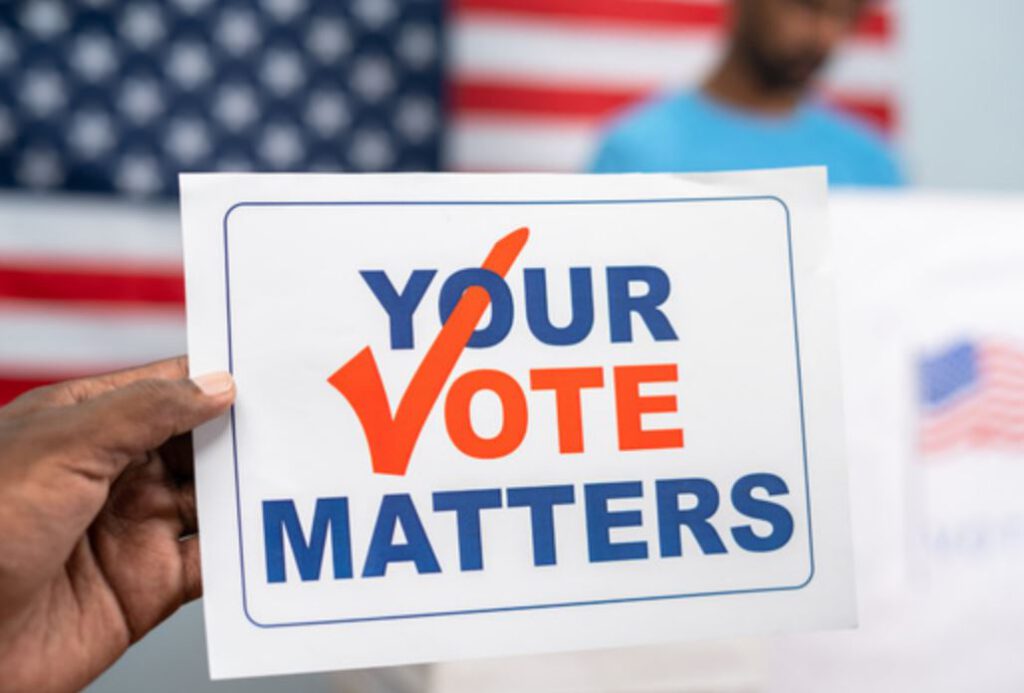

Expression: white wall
xmin=899 ymin=0 xmax=1024 ymax=190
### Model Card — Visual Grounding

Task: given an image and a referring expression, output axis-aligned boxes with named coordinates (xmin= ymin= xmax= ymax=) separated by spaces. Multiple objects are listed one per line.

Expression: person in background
xmin=590 ymin=0 xmax=903 ymax=186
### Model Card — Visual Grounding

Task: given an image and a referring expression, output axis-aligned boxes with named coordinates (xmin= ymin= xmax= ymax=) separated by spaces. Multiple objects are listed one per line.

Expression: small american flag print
xmin=918 ymin=340 xmax=1024 ymax=456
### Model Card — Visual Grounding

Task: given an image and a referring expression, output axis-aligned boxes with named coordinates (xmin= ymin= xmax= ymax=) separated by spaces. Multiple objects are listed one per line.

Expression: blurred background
xmin=0 ymin=0 xmax=1022 ymax=691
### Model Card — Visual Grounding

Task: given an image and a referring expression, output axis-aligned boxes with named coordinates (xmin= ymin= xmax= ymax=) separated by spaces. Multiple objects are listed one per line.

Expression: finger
xmin=1 ymin=377 xmax=86 ymax=417
xmin=59 ymin=356 xmax=191 ymax=405
xmin=176 ymin=480 xmax=197 ymax=537
xmin=0 ymin=357 xmax=190 ymax=416
xmin=71 ymin=372 xmax=234 ymax=480
xmin=159 ymin=433 xmax=195 ymax=482
xmin=180 ymin=535 xmax=203 ymax=602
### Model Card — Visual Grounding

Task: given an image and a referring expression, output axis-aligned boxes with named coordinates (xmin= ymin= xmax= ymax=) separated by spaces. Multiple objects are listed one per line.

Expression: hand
xmin=0 ymin=357 xmax=234 ymax=692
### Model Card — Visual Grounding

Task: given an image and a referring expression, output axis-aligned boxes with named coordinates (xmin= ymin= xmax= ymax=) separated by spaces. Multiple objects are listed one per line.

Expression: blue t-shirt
xmin=589 ymin=90 xmax=903 ymax=186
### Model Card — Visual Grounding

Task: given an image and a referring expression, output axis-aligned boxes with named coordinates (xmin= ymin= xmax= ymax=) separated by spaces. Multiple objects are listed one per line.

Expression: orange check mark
xmin=328 ymin=227 xmax=529 ymax=476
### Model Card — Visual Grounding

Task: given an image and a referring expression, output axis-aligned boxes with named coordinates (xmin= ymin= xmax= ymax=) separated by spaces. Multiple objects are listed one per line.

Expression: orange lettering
xmin=445 ymin=369 xmax=528 ymax=459
xmin=529 ymin=367 xmax=604 ymax=453
xmin=613 ymin=364 xmax=684 ymax=451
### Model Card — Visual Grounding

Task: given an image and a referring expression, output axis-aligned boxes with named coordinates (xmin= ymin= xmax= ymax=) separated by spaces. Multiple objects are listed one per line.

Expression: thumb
xmin=70 ymin=372 xmax=235 ymax=477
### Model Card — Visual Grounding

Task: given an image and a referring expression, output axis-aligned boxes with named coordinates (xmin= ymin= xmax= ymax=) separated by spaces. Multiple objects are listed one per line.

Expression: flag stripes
xmin=0 ymin=261 xmax=184 ymax=305
xmin=0 ymin=199 xmax=185 ymax=403
xmin=918 ymin=341 xmax=1024 ymax=455
xmin=451 ymin=0 xmax=891 ymax=41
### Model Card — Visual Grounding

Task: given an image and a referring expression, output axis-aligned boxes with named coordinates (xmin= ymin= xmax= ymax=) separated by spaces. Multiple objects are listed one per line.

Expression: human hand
xmin=0 ymin=357 xmax=234 ymax=692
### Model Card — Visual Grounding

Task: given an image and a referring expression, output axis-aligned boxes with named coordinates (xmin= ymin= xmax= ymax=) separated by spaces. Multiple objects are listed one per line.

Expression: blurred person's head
xmin=729 ymin=0 xmax=868 ymax=91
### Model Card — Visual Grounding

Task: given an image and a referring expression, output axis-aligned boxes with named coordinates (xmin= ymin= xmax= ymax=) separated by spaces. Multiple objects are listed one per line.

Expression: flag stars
xmin=114 ymin=153 xmax=163 ymax=196
xmin=71 ymin=33 xmax=120 ymax=82
xmin=395 ymin=95 xmax=437 ymax=143
xmin=171 ymin=0 xmax=214 ymax=15
xmin=20 ymin=68 xmax=67 ymax=118
xmin=0 ymin=1 xmax=444 ymax=194
xmin=0 ymin=28 xmax=18 ymax=72
xmin=259 ymin=123 xmax=305 ymax=169
xmin=261 ymin=0 xmax=308 ymax=23
xmin=120 ymin=4 xmax=167 ymax=50
xmin=16 ymin=147 xmax=65 ymax=189
xmin=305 ymin=89 xmax=350 ymax=137
xmin=348 ymin=128 xmax=395 ymax=170
xmin=396 ymin=23 xmax=438 ymax=71
xmin=20 ymin=1 xmax=70 ymax=40
xmin=0 ymin=107 xmax=14 ymax=147
xmin=260 ymin=48 xmax=305 ymax=96
xmin=352 ymin=0 xmax=397 ymax=29
xmin=167 ymin=41 xmax=213 ymax=90
xmin=307 ymin=19 xmax=351 ymax=64
xmin=68 ymin=109 xmax=117 ymax=159
xmin=350 ymin=55 xmax=395 ymax=103
xmin=165 ymin=117 xmax=211 ymax=164
xmin=216 ymin=9 xmax=261 ymax=57
xmin=214 ymin=84 xmax=260 ymax=132
xmin=119 ymin=77 xmax=165 ymax=124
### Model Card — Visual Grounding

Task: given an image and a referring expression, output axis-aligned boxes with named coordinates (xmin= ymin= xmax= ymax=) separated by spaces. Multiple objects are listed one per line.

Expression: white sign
xmin=181 ymin=168 xmax=855 ymax=680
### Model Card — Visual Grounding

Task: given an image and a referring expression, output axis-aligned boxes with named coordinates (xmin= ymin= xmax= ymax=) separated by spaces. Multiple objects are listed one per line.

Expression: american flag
xmin=0 ymin=0 xmax=444 ymax=195
xmin=0 ymin=0 xmax=444 ymax=405
xmin=0 ymin=0 xmax=899 ymax=406
xmin=446 ymin=0 xmax=898 ymax=171
xmin=918 ymin=341 xmax=1024 ymax=456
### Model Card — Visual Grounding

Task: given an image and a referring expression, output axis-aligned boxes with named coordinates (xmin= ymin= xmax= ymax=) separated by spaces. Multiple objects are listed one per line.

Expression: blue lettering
xmin=432 ymin=488 xmax=503 ymax=571
xmin=606 ymin=266 xmax=679 ymax=343
xmin=523 ymin=267 xmax=594 ymax=346
xmin=731 ymin=473 xmax=794 ymax=552
xmin=584 ymin=481 xmax=649 ymax=562
xmin=360 ymin=269 xmax=436 ymax=350
xmin=363 ymin=494 xmax=441 ymax=577
xmin=438 ymin=268 xmax=514 ymax=348
xmin=507 ymin=485 xmax=576 ymax=566
xmin=656 ymin=478 xmax=727 ymax=557
xmin=262 ymin=498 xmax=352 ymax=583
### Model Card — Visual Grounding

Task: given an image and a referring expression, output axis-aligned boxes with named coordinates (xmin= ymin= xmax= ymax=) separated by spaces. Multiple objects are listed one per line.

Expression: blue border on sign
xmin=222 ymin=196 xmax=814 ymax=629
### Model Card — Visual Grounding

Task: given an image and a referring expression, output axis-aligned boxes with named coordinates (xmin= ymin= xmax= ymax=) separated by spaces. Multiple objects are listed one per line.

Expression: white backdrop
xmin=430 ymin=191 xmax=1024 ymax=692
xmin=899 ymin=0 xmax=1024 ymax=191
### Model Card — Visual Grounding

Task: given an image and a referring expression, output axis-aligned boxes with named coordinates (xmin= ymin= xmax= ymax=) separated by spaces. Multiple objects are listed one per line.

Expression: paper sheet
xmin=179 ymin=168 xmax=855 ymax=680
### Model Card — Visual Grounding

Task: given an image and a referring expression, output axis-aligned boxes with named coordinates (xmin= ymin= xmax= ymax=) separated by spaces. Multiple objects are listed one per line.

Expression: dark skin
xmin=704 ymin=0 xmax=869 ymax=115
xmin=0 ymin=358 xmax=234 ymax=692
